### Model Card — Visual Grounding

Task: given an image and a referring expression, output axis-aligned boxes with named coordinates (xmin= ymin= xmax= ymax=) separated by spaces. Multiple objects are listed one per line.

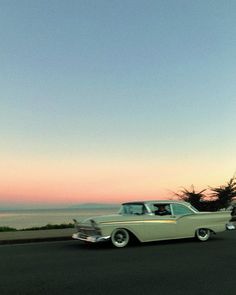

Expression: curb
xmin=0 ymin=236 xmax=72 ymax=245
xmin=0 ymin=228 xmax=75 ymax=245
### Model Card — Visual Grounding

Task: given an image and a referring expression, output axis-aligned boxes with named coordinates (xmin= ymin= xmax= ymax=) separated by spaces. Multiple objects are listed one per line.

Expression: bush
xmin=0 ymin=226 xmax=17 ymax=232
xmin=22 ymin=223 xmax=74 ymax=231
xmin=0 ymin=223 xmax=74 ymax=232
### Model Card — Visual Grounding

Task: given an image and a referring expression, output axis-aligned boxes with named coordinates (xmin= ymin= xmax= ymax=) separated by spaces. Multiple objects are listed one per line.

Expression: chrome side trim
xmin=100 ymin=220 xmax=176 ymax=225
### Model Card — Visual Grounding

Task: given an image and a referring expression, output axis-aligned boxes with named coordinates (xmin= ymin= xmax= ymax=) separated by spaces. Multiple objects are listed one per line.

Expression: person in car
xmin=154 ymin=205 xmax=171 ymax=216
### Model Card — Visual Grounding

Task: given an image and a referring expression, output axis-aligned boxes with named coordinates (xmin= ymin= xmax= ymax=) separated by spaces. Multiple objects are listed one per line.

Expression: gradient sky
xmin=0 ymin=1 xmax=236 ymax=207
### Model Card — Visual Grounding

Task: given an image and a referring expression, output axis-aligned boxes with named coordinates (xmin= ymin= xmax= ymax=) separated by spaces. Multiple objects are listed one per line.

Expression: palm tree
xmin=209 ymin=177 xmax=236 ymax=210
xmin=175 ymin=185 xmax=206 ymax=211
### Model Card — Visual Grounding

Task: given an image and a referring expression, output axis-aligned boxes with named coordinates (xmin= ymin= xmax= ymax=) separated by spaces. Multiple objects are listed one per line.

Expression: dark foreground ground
xmin=0 ymin=230 xmax=235 ymax=295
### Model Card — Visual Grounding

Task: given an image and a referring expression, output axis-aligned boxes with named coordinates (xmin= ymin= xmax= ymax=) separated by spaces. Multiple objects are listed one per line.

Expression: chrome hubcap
xmin=199 ymin=229 xmax=207 ymax=237
xmin=115 ymin=232 xmax=126 ymax=243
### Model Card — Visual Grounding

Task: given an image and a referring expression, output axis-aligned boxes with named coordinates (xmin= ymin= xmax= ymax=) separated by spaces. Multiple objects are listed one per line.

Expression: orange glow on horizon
xmin=0 ymin=151 xmax=234 ymax=206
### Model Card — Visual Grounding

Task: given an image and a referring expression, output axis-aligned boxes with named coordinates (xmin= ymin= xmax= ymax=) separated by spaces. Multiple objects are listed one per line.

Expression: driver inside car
xmin=154 ymin=204 xmax=171 ymax=216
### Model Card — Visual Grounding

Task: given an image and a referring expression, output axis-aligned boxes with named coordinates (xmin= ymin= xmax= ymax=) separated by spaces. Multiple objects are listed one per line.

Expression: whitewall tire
xmin=111 ymin=228 xmax=130 ymax=248
xmin=196 ymin=228 xmax=211 ymax=242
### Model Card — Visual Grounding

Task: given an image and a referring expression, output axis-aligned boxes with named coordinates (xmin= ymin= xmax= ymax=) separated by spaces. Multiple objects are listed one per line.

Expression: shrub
xmin=0 ymin=226 xmax=17 ymax=232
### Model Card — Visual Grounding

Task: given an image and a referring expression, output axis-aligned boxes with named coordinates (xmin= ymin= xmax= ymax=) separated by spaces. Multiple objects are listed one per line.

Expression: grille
xmin=78 ymin=227 xmax=99 ymax=237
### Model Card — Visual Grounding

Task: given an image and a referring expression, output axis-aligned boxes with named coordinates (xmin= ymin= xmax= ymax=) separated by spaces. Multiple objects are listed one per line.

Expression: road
xmin=0 ymin=231 xmax=235 ymax=295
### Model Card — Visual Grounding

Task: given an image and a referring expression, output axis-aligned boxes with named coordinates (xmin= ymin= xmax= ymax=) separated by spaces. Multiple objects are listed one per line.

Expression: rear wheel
xmin=111 ymin=228 xmax=130 ymax=248
xmin=196 ymin=228 xmax=211 ymax=241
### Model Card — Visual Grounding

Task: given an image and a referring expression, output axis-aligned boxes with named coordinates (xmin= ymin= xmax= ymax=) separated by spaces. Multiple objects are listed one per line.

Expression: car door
xmin=171 ymin=203 xmax=196 ymax=238
xmin=142 ymin=203 xmax=178 ymax=241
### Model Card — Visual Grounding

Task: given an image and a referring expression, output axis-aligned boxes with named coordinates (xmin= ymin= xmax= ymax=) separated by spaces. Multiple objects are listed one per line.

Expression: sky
xmin=0 ymin=0 xmax=236 ymax=208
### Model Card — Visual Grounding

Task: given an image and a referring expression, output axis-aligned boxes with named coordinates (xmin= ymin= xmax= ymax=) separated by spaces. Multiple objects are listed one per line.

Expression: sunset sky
xmin=0 ymin=1 xmax=236 ymax=208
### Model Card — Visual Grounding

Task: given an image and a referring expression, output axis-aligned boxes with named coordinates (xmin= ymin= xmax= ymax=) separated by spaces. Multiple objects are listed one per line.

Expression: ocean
xmin=0 ymin=207 xmax=119 ymax=230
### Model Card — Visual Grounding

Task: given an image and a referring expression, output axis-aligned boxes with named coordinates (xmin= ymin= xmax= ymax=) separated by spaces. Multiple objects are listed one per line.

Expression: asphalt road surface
xmin=0 ymin=231 xmax=235 ymax=295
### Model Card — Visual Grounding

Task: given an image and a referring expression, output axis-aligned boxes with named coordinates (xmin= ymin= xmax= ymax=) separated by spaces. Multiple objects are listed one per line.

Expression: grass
xmin=0 ymin=223 xmax=74 ymax=232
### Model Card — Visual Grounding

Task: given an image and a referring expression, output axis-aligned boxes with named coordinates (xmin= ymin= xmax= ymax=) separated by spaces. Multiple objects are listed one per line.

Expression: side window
xmin=172 ymin=204 xmax=193 ymax=215
xmin=151 ymin=204 xmax=171 ymax=215
xmin=121 ymin=204 xmax=146 ymax=215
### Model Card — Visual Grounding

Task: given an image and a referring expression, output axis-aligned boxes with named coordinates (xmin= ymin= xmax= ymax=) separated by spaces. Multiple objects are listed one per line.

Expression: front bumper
xmin=72 ymin=232 xmax=110 ymax=243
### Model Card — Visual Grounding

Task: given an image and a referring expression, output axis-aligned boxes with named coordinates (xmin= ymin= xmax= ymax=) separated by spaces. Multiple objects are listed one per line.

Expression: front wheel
xmin=111 ymin=228 xmax=130 ymax=248
xmin=195 ymin=228 xmax=211 ymax=242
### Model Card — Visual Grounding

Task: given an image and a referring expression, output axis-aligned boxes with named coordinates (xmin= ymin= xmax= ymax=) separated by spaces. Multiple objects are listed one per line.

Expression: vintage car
xmin=72 ymin=200 xmax=235 ymax=248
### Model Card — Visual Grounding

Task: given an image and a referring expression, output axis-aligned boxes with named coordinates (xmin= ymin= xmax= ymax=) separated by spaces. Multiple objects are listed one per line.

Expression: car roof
xmin=122 ymin=200 xmax=190 ymax=206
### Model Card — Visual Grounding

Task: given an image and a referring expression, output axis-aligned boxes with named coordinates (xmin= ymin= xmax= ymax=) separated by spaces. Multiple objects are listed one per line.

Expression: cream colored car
xmin=72 ymin=200 xmax=234 ymax=248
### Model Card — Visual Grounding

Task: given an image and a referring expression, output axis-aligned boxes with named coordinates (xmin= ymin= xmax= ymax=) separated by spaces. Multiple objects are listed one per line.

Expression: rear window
xmin=172 ymin=204 xmax=193 ymax=215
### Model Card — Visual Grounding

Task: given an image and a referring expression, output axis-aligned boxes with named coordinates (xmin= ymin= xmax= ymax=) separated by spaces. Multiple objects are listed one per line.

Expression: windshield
xmin=119 ymin=203 xmax=147 ymax=215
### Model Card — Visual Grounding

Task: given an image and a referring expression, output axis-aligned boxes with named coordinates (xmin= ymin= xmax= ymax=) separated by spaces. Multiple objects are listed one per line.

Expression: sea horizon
xmin=0 ymin=206 xmax=119 ymax=230
xmin=0 ymin=202 xmax=120 ymax=210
